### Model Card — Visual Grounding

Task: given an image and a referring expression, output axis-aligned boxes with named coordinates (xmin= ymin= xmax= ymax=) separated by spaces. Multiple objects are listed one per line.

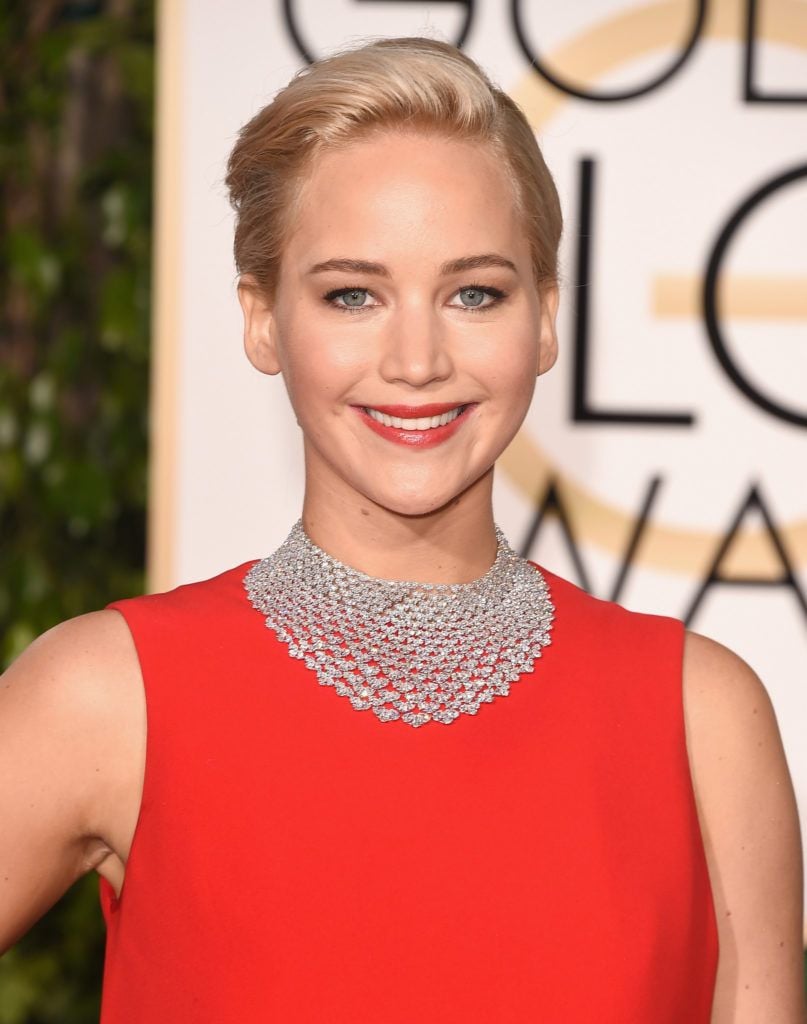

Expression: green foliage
xmin=0 ymin=1 xmax=153 ymax=1019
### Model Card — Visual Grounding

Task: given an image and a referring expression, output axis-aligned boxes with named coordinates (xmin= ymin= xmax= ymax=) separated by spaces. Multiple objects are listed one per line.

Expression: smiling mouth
xmin=362 ymin=405 xmax=468 ymax=430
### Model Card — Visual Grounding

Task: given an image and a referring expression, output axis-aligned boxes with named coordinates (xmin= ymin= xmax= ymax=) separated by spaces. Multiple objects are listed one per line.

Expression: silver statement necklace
xmin=244 ymin=520 xmax=555 ymax=728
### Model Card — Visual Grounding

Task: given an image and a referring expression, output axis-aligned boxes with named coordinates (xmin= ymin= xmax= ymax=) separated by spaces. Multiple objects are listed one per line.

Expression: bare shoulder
xmin=2 ymin=609 xmax=143 ymax=757
xmin=8 ymin=607 xmax=137 ymax=676
xmin=682 ymin=631 xmax=806 ymax=1022
xmin=684 ymin=630 xmax=776 ymax=727
xmin=682 ymin=632 xmax=785 ymax=777
xmin=0 ymin=609 xmax=145 ymax=951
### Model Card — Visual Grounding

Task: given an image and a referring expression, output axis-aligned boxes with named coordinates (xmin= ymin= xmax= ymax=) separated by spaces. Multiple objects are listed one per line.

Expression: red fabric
xmin=99 ymin=561 xmax=718 ymax=1022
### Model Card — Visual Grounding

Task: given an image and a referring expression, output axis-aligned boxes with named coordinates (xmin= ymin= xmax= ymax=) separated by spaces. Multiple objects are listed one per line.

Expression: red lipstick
xmin=352 ymin=402 xmax=476 ymax=449
xmin=366 ymin=402 xmax=466 ymax=418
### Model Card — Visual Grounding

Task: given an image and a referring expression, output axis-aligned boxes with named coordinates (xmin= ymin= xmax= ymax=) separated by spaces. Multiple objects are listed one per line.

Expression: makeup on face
xmin=352 ymin=402 xmax=478 ymax=448
xmin=250 ymin=132 xmax=551 ymax=519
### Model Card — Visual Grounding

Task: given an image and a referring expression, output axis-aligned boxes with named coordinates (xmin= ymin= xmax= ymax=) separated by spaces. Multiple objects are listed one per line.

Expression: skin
xmin=0 ymin=131 xmax=804 ymax=1022
xmin=239 ymin=132 xmax=558 ymax=584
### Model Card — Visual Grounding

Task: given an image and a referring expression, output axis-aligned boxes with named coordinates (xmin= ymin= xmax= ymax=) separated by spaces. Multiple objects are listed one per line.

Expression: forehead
xmin=284 ymin=131 xmax=525 ymax=267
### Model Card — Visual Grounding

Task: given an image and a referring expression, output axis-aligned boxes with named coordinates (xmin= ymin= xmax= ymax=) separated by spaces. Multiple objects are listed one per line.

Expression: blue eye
xmin=454 ymin=285 xmax=507 ymax=310
xmin=324 ymin=287 xmax=372 ymax=310
xmin=458 ymin=287 xmax=486 ymax=307
xmin=323 ymin=283 xmax=507 ymax=313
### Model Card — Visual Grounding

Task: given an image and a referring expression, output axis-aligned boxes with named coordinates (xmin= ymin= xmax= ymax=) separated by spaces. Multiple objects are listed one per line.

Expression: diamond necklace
xmin=244 ymin=519 xmax=554 ymax=728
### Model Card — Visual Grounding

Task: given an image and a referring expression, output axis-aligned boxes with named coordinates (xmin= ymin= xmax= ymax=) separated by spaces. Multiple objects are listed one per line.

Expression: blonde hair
xmin=225 ymin=37 xmax=562 ymax=298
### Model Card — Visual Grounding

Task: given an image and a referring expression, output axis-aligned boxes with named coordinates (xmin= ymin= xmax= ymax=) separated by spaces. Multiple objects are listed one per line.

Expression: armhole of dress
xmin=99 ymin=603 xmax=151 ymax=916
xmin=676 ymin=620 xmax=721 ymax=956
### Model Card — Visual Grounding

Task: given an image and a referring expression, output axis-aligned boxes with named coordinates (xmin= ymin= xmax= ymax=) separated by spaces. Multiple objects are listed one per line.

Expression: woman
xmin=1 ymin=36 xmax=804 ymax=1023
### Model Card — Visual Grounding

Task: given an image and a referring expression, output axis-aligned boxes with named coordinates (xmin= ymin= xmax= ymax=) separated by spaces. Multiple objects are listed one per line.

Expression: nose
xmin=377 ymin=299 xmax=454 ymax=387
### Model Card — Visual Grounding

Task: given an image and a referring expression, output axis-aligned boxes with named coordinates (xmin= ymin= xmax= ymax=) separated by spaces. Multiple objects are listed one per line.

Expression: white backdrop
xmin=150 ymin=0 xmax=807 ymax=931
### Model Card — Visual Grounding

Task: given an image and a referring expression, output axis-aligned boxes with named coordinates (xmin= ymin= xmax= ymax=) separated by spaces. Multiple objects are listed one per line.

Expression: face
xmin=239 ymin=130 xmax=558 ymax=519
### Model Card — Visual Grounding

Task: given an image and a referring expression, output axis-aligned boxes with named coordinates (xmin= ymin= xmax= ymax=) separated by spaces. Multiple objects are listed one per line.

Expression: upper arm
xmin=0 ymin=609 xmax=141 ymax=953
xmin=683 ymin=630 xmax=806 ymax=1023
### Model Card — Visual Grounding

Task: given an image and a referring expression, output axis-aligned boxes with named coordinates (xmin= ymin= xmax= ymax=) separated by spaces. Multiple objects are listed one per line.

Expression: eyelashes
xmin=322 ymin=284 xmax=509 ymax=314
xmin=323 ymin=287 xmax=375 ymax=313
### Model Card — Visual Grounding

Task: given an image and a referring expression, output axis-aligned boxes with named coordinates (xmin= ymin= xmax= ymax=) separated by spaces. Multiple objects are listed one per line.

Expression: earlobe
xmin=238 ymin=275 xmax=282 ymax=376
xmin=537 ymin=282 xmax=560 ymax=377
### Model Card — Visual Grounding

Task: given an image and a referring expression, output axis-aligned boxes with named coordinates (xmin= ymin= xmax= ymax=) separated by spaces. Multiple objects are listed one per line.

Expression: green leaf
xmin=0 ymin=3 xmax=153 ymax=1017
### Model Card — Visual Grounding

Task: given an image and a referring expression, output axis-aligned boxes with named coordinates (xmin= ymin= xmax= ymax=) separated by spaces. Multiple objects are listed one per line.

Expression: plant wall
xmin=0 ymin=2 xmax=153 ymax=1020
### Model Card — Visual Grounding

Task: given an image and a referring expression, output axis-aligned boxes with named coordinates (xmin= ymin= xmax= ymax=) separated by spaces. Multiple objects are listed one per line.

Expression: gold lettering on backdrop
xmin=654 ymin=276 xmax=807 ymax=319
xmin=504 ymin=0 xmax=807 ymax=578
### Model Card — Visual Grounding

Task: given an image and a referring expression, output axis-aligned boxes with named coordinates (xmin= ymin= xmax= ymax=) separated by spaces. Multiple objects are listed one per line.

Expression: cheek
xmin=277 ymin=338 xmax=327 ymax=418
xmin=473 ymin=326 xmax=539 ymax=404
xmin=279 ymin=327 xmax=361 ymax=425
xmin=285 ymin=364 xmax=332 ymax=424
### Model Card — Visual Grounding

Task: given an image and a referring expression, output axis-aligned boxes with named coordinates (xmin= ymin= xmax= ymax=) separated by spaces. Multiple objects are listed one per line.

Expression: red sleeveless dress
xmin=98 ymin=559 xmax=718 ymax=1022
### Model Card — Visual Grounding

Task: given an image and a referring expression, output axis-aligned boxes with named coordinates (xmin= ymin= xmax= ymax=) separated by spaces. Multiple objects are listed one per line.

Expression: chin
xmin=382 ymin=497 xmax=453 ymax=518
xmin=361 ymin=476 xmax=477 ymax=519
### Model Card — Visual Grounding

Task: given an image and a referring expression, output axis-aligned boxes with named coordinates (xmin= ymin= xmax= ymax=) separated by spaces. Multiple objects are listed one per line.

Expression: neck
xmin=300 ymin=473 xmax=499 ymax=585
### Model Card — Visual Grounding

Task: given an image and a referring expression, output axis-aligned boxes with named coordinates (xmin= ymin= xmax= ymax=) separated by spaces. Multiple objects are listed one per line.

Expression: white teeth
xmin=365 ymin=406 xmax=466 ymax=430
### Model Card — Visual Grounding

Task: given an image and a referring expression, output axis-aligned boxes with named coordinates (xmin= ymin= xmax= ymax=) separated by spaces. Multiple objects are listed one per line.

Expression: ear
xmin=537 ymin=282 xmax=559 ymax=376
xmin=238 ymin=275 xmax=282 ymax=376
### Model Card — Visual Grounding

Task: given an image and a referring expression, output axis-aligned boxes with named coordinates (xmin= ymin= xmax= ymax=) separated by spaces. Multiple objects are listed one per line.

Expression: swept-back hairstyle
xmin=225 ymin=37 xmax=562 ymax=298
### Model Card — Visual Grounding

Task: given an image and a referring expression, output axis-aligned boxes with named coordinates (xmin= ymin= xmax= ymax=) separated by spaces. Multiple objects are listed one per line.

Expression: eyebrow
xmin=306 ymin=253 xmax=518 ymax=277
